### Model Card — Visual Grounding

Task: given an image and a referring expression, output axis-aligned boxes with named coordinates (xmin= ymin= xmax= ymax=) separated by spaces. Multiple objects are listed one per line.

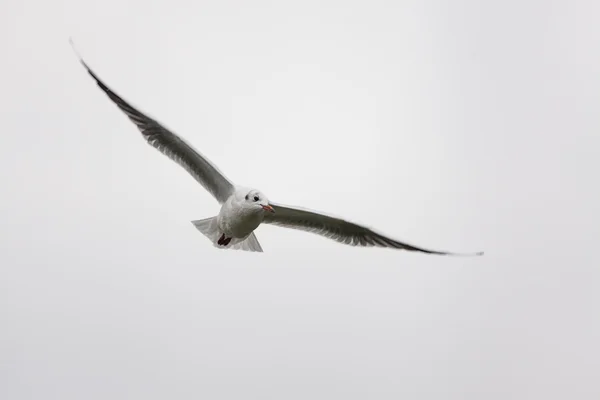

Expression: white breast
xmin=217 ymin=197 xmax=264 ymax=238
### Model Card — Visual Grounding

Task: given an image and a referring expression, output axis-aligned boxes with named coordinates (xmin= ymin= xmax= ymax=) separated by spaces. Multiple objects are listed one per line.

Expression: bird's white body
xmin=190 ymin=187 xmax=272 ymax=252
xmin=217 ymin=189 xmax=265 ymax=238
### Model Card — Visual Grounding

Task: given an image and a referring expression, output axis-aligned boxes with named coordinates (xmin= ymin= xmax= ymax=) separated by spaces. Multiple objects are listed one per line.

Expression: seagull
xmin=71 ymin=42 xmax=483 ymax=256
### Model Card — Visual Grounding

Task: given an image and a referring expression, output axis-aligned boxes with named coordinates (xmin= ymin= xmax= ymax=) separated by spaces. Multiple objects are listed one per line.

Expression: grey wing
xmin=263 ymin=203 xmax=484 ymax=256
xmin=75 ymin=52 xmax=235 ymax=203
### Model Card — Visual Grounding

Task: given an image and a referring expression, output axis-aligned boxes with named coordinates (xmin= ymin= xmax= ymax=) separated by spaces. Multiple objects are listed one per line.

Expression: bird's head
xmin=244 ymin=189 xmax=275 ymax=213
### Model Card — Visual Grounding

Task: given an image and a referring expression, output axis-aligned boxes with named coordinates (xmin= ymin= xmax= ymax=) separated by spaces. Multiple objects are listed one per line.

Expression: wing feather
xmin=264 ymin=203 xmax=483 ymax=256
xmin=74 ymin=48 xmax=235 ymax=203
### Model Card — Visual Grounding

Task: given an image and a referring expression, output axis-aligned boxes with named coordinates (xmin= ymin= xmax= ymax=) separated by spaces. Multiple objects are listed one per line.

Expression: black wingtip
xmin=69 ymin=37 xmax=92 ymax=74
xmin=69 ymin=37 xmax=84 ymax=65
xmin=440 ymin=250 xmax=484 ymax=257
xmin=419 ymin=247 xmax=484 ymax=257
xmin=69 ymin=38 xmax=113 ymax=95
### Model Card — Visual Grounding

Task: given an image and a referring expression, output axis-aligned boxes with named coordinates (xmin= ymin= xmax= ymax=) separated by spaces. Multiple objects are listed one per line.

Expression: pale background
xmin=1 ymin=0 xmax=599 ymax=399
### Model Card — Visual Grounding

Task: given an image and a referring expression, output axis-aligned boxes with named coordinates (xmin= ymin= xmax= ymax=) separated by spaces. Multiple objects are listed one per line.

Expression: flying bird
xmin=71 ymin=42 xmax=483 ymax=256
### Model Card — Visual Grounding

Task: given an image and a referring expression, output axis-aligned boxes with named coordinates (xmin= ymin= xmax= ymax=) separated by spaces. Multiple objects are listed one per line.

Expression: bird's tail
xmin=191 ymin=217 xmax=263 ymax=253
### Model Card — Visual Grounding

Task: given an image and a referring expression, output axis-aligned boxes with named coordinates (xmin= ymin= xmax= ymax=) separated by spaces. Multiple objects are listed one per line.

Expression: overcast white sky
xmin=1 ymin=0 xmax=599 ymax=399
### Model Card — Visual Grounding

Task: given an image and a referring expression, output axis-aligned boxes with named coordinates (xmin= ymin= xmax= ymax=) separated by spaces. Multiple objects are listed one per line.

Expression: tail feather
xmin=191 ymin=217 xmax=264 ymax=253
xmin=233 ymin=232 xmax=263 ymax=252
xmin=191 ymin=217 xmax=221 ymax=244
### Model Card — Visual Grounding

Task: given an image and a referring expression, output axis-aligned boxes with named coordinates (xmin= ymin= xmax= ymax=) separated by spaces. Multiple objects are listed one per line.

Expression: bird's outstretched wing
xmin=72 ymin=43 xmax=235 ymax=203
xmin=263 ymin=203 xmax=484 ymax=256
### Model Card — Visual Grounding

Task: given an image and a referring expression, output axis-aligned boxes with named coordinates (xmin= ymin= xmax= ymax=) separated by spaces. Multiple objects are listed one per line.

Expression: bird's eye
xmin=253 ymin=196 xmax=259 ymax=202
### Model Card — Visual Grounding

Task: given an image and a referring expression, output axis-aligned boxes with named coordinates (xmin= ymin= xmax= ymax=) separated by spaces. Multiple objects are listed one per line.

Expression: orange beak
xmin=262 ymin=204 xmax=275 ymax=213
